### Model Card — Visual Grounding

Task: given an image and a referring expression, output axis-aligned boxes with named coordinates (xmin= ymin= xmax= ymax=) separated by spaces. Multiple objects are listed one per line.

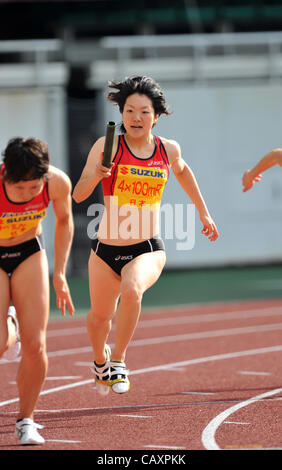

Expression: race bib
xmin=0 ymin=208 xmax=47 ymax=238
xmin=113 ymin=164 xmax=168 ymax=209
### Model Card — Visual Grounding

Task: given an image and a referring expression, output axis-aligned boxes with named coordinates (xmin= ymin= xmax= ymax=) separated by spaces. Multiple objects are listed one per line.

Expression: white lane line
xmin=144 ymin=445 xmax=186 ymax=450
xmin=2 ymin=344 xmax=282 ymax=409
xmin=139 ymin=305 xmax=282 ymax=328
xmin=127 ymin=322 xmax=282 ymax=347
xmin=5 ymin=321 xmax=282 ymax=366
xmin=129 ymin=345 xmax=282 ymax=377
xmin=45 ymin=305 xmax=282 ymax=339
xmin=47 ymin=327 xmax=86 ymax=338
xmin=0 ymin=347 xmax=92 ymax=364
xmin=0 ymin=379 xmax=92 ymax=408
xmin=181 ymin=392 xmax=215 ymax=395
xmin=238 ymin=371 xmax=271 ymax=376
xmin=9 ymin=376 xmax=82 ymax=384
xmin=201 ymin=387 xmax=282 ymax=450
xmin=224 ymin=421 xmax=250 ymax=425
xmin=36 ymin=322 xmax=282 ymax=363
xmin=46 ymin=439 xmax=81 ymax=443
xmin=166 ymin=366 xmax=187 ymax=372
xmin=45 ymin=376 xmax=82 ymax=380
xmin=115 ymin=414 xmax=152 ymax=418
xmin=69 ymin=321 xmax=282 ymax=349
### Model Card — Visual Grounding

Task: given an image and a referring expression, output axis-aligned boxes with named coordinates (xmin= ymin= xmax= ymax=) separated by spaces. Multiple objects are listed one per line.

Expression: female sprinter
xmin=0 ymin=137 xmax=74 ymax=444
xmin=73 ymin=76 xmax=218 ymax=396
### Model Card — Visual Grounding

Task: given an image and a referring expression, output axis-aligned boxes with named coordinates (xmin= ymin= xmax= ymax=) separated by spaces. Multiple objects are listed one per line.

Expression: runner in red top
xmin=73 ymin=76 xmax=219 ymax=396
xmin=0 ymin=163 xmax=49 ymax=239
xmin=0 ymin=137 xmax=74 ymax=445
xmin=102 ymin=134 xmax=169 ymax=209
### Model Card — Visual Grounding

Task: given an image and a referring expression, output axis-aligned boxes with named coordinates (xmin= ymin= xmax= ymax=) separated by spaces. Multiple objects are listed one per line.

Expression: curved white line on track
xmin=201 ymin=387 xmax=282 ymax=450
xmin=2 ymin=344 xmax=282 ymax=408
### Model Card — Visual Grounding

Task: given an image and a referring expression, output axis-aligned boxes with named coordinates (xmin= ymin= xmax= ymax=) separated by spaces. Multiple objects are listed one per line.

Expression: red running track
xmin=1 ymin=298 xmax=282 ymax=454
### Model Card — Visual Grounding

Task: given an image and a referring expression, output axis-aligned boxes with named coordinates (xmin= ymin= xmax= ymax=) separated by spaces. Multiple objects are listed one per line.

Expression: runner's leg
xmin=87 ymin=250 xmax=121 ymax=365
xmin=0 ymin=269 xmax=13 ymax=356
xmin=112 ymin=250 xmax=166 ymax=362
xmin=10 ymin=250 xmax=49 ymax=420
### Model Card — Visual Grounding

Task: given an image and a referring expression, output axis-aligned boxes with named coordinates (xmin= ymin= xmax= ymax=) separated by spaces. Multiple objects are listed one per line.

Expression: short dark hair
xmin=107 ymin=76 xmax=171 ymax=133
xmin=2 ymin=137 xmax=49 ymax=183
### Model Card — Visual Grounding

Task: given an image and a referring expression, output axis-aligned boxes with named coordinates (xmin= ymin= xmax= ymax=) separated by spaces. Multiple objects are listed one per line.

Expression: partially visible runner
xmin=73 ymin=76 xmax=219 ymax=396
xmin=0 ymin=137 xmax=74 ymax=445
xmin=242 ymin=148 xmax=282 ymax=192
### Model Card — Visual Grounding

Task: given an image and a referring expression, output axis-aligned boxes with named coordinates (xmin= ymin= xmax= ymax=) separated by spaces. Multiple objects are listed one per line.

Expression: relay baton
xmin=102 ymin=121 xmax=115 ymax=168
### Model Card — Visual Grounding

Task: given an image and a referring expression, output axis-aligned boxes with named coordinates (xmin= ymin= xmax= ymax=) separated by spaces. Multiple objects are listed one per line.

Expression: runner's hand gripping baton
xmin=102 ymin=121 xmax=115 ymax=168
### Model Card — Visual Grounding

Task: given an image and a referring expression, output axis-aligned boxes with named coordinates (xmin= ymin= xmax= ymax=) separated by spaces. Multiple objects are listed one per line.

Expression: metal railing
xmin=0 ymin=39 xmax=64 ymax=63
xmin=87 ymin=31 xmax=282 ymax=85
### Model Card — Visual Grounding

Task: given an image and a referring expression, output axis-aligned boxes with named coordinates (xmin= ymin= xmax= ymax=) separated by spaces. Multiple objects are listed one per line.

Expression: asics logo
xmin=1 ymin=252 xmax=21 ymax=259
xmin=148 ymin=160 xmax=163 ymax=166
xmin=115 ymin=255 xmax=133 ymax=261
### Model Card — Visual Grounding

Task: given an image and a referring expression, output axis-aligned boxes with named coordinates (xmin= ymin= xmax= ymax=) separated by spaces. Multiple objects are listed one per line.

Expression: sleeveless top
xmin=0 ymin=163 xmax=50 ymax=239
xmin=102 ymin=135 xmax=170 ymax=209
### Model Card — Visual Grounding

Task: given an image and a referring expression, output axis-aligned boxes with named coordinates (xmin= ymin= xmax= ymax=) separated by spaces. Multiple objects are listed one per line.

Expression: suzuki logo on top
xmin=120 ymin=166 xmax=129 ymax=175
xmin=119 ymin=165 xmax=167 ymax=179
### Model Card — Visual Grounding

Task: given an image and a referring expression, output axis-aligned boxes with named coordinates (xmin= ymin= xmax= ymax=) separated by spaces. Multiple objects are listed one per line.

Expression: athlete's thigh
xmin=10 ymin=250 xmax=49 ymax=344
xmin=0 ymin=268 xmax=11 ymax=345
xmin=88 ymin=250 xmax=121 ymax=319
xmin=121 ymin=250 xmax=166 ymax=293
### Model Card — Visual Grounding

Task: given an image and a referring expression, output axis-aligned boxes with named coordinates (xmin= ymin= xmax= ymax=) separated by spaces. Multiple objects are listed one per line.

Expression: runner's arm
xmin=167 ymin=140 xmax=219 ymax=242
xmin=242 ymin=148 xmax=282 ymax=192
xmin=72 ymin=137 xmax=114 ymax=203
xmin=50 ymin=169 xmax=75 ymax=316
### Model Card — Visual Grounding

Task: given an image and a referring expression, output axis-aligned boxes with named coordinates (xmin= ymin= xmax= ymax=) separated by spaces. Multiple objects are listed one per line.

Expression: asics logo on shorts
xmin=115 ymin=255 xmax=133 ymax=261
xmin=1 ymin=251 xmax=21 ymax=259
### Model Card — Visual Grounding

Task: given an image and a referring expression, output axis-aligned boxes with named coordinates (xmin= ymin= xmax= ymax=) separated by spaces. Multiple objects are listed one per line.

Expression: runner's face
xmin=5 ymin=179 xmax=44 ymax=202
xmin=122 ymin=93 xmax=159 ymax=136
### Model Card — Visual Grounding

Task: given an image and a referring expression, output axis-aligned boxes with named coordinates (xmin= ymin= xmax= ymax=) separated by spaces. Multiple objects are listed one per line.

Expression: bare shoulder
xmin=47 ymin=165 xmax=72 ymax=200
xmin=86 ymin=134 xmax=119 ymax=165
xmin=159 ymin=136 xmax=181 ymax=163
xmin=90 ymin=135 xmax=119 ymax=154
xmin=90 ymin=136 xmax=105 ymax=153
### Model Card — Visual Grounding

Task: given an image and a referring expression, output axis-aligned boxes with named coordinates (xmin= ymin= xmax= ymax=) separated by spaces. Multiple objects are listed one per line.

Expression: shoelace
xmin=110 ymin=363 xmax=129 ymax=379
xmin=92 ymin=346 xmax=111 ymax=381
xmin=17 ymin=419 xmax=44 ymax=430
xmin=92 ymin=363 xmax=110 ymax=381
xmin=33 ymin=422 xmax=44 ymax=430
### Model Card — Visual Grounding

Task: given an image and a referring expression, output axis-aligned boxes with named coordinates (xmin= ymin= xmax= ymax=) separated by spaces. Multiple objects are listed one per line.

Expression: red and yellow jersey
xmin=102 ymin=135 xmax=170 ymax=209
xmin=0 ymin=164 xmax=50 ymax=239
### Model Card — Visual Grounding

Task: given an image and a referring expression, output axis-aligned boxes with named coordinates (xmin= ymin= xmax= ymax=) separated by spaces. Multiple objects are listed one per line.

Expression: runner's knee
xmin=87 ymin=309 xmax=112 ymax=326
xmin=120 ymin=282 xmax=143 ymax=306
xmin=22 ymin=337 xmax=46 ymax=360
